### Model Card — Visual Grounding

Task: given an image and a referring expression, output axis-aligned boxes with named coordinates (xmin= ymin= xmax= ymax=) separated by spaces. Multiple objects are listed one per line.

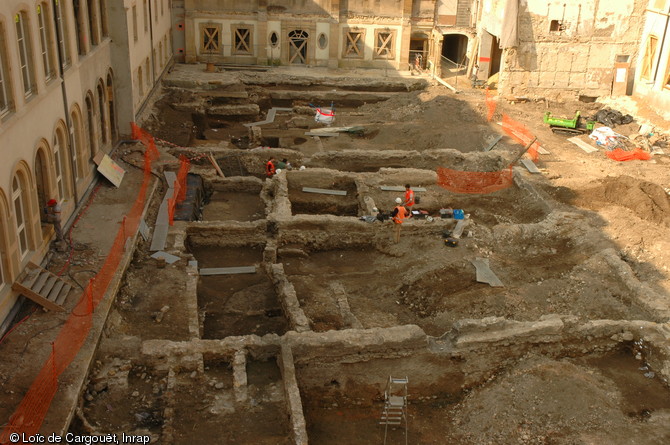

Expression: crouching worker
xmin=46 ymin=198 xmax=63 ymax=241
xmin=391 ymin=197 xmax=409 ymax=244
xmin=266 ymin=158 xmax=276 ymax=177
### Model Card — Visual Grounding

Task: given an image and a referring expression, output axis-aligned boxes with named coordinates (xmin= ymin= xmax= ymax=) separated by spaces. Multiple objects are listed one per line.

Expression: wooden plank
xmin=520 ymin=159 xmax=541 ymax=174
xmin=31 ymin=271 xmax=50 ymax=294
xmin=150 ymin=223 xmax=169 ymax=252
xmin=39 ymin=276 xmax=58 ymax=299
xmin=470 ymin=258 xmax=504 ymax=287
xmin=567 ymin=136 xmax=598 ymax=153
xmin=11 ymin=281 xmax=65 ymax=312
xmin=380 ymin=186 xmax=428 ymax=192
xmin=55 ymin=284 xmax=72 ymax=306
xmin=209 ymin=154 xmax=225 ymax=177
xmin=304 ymin=132 xmax=339 ymax=137
xmin=200 ymin=266 xmax=257 ymax=276
xmin=164 ymin=171 xmax=177 ymax=186
xmin=150 ymin=251 xmax=180 ymax=264
xmin=21 ymin=266 xmax=41 ymax=288
xmin=483 ymin=135 xmax=503 ymax=151
xmin=46 ymin=280 xmax=65 ymax=302
xmin=302 ymin=187 xmax=347 ymax=196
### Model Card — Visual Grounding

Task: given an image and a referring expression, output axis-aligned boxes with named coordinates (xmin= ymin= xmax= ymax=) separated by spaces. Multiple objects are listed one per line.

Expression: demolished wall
xmin=480 ymin=0 xmax=648 ymax=99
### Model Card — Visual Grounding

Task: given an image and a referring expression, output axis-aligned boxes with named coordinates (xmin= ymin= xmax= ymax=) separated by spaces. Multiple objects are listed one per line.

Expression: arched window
xmin=53 ymin=0 xmax=71 ymax=69
xmin=99 ymin=0 xmax=109 ymax=38
xmin=71 ymin=108 xmax=85 ymax=179
xmin=15 ymin=11 xmax=36 ymax=97
xmin=12 ymin=174 xmax=29 ymax=258
xmin=73 ymin=0 xmax=86 ymax=56
xmin=85 ymin=94 xmax=97 ymax=158
xmin=0 ymin=20 xmax=14 ymax=116
xmin=106 ymin=73 xmax=117 ymax=142
xmin=37 ymin=2 xmax=57 ymax=81
xmin=138 ymin=66 xmax=143 ymax=96
xmin=34 ymin=146 xmax=50 ymax=220
xmin=97 ymin=83 xmax=107 ymax=144
xmin=0 ymin=193 xmax=9 ymax=291
xmin=53 ymin=131 xmax=66 ymax=199
xmin=87 ymin=0 xmax=99 ymax=46
xmin=0 ymin=203 xmax=7 ymax=290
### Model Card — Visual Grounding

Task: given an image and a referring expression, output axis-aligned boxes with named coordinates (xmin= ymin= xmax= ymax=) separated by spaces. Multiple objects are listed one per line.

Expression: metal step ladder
xmin=12 ymin=262 xmax=73 ymax=312
xmin=380 ymin=376 xmax=408 ymax=445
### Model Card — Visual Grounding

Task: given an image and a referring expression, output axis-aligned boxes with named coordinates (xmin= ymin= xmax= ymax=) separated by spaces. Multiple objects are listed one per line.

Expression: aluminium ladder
xmin=380 ymin=376 xmax=408 ymax=445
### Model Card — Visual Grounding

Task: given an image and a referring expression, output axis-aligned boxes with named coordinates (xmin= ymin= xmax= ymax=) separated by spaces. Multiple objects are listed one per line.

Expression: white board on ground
xmin=567 ymin=136 xmax=598 ymax=153
xmin=97 ymin=154 xmax=126 ymax=187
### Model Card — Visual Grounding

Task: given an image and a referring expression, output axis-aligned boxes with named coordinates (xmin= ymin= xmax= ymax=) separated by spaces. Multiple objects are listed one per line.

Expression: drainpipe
xmin=148 ymin=0 xmax=156 ymax=85
xmin=652 ymin=5 xmax=670 ymax=84
xmin=52 ymin=0 xmax=79 ymax=205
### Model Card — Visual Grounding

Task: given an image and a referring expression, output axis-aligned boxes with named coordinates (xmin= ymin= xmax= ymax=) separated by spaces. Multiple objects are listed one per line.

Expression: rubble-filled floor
xmin=66 ymin=66 xmax=670 ymax=444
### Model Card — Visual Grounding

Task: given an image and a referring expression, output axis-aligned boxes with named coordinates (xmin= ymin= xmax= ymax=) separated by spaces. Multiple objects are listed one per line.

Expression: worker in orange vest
xmin=391 ymin=197 xmax=409 ymax=243
xmin=403 ymin=184 xmax=415 ymax=208
xmin=266 ymin=158 xmax=276 ymax=177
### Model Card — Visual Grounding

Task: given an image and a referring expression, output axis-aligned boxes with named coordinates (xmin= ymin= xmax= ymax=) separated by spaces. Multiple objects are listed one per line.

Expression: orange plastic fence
xmin=606 ymin=148 xmax=651 ymax=162
xmin=176 ymin=156 xmax=190 ymax=202
xmin=0 ymin=124 xmax=159 ymax=443
xmin=437 ymin=112 xmax=542 ymax=194
xmin=501 ymin=114 xmax=540 ymax=162
xmin=485 ymin=88 xmax=496 ymax=121
xmin=437 ymin=166 xmax=514 ymax=194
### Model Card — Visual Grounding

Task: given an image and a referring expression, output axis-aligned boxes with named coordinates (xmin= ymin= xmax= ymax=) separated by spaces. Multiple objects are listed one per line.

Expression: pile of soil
xmin=449 ymin=354 xmax=670 ymax=444
xmin=575 ymin=176 xmax=670 ymax=227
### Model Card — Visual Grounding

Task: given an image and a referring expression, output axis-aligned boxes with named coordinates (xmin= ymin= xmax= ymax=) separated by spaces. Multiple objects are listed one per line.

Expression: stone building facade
xmin=178 ymin=0 xmax=441 ymax=70
xmin=0 ymin=0 xmax=172 ymax=327
xmin=477 ymin=0 xmax=648 ymax=99
xmin=634 ymin=0 xmax=670 ymax=119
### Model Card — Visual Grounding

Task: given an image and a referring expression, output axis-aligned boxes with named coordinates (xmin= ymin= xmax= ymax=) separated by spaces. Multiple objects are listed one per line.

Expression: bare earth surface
xmin=1 ymin=66 xmax=669 ymax=444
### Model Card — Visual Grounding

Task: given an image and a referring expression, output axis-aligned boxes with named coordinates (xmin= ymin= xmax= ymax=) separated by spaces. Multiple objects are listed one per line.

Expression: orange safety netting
xmin=0 ymin=123 xmax=160 ymax=442
xmin=437 ymin=114 xmax=542 ymax=194
xmin=606 ymin=148 xmax=651 ymax=162
xmin=485 ymin=88 xmax=497 ymax=121
xmin=167 ymin=155 xmax=190 ymax=225
xmin=437 ymin=166 xmax=514 ymax=194
xmin=501 ymin=114 xmax=541 ymax=162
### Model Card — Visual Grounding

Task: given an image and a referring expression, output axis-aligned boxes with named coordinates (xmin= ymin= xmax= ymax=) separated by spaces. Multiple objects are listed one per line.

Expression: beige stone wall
xmin=184 ymin=0 xmax=435 ymax=69
xmin=480 ymin=0 xmax=648 ymax=99
xmin=634 ymin=1 xmax=670 ymax=120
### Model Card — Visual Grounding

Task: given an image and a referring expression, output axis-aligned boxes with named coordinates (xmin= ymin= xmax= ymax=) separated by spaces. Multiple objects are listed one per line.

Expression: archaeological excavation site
xmin=48 ymin=66 xmax=669 ymax=444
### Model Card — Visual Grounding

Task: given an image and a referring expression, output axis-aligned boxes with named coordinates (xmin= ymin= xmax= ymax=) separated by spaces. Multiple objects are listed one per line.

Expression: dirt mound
xmin=450 ymin=356 xmax=638 ymax=444
xmin=576 ymin=176 xmax=670 ymax=226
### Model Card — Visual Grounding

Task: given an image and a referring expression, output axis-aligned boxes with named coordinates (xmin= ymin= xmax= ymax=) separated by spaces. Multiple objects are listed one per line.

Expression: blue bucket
xmin=453 ymin=209 xmax=465 ymax=220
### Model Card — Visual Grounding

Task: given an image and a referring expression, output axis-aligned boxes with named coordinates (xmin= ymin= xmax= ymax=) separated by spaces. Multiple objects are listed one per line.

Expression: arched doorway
xmin=288 ymin=30 xmax=308 ymax=65
xmin=441 ymin=34 xmax=469 ymax=66
xmin=409 ymin=32 xmax=429 ymax=70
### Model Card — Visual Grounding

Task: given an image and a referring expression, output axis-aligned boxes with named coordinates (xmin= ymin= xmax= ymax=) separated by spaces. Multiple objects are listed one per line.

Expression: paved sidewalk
xmin=0 ymin=143 xmax=161 ymax=436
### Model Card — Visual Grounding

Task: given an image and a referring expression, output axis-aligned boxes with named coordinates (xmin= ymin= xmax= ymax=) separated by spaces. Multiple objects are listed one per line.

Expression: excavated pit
xmin=298 ymin=343 xmax=670 ymax=445
xmin=70 ymin=73 xmax=670 ymax=444
xmin=190 ymin=244 xmax=288 ymax=339
xmin=287 ymin=172 xmax=359 ymax=217
xmin=169 ymin=356 xmax=291 ymax=444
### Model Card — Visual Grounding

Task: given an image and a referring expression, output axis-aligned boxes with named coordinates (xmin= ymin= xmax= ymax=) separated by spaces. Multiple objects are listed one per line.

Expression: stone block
xmin=538 ymin=70 xmax=556 ymax=87
xmin=571 ymin=51 xmax=589 ymax=72
xmin=556 ymin=51 xmax=573 ymax=71
xmin=568 ymin=72 xmax=587 ymax=87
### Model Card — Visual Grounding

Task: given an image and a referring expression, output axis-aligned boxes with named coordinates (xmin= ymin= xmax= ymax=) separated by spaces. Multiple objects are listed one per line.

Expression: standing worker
xmin=403 ymin=184 xmax=415 ymax=208
xmin=266 ymin=157 xmax=276 ymax=177
xmin=46 ymin=199 xmax=63 ymax=241
xmin=390 ymin=197 xmax=409 ymax=244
